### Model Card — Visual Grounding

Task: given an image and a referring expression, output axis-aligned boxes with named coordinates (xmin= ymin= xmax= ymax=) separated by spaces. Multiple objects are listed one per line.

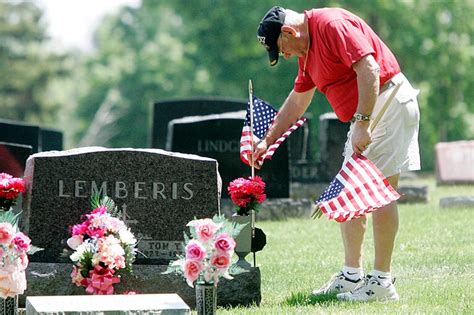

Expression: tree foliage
xmin=0 ymin=1 xmax=67 ymax=124
xmin=1 ymin=0 xmax=472 ymax=170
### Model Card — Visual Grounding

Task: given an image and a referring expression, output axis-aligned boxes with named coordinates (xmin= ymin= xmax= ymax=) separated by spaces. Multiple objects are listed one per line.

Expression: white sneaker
xmin=312 ymin=272 xmax=363 ymax=296
xmin=337 ymin=275 xmax=400 ymax=302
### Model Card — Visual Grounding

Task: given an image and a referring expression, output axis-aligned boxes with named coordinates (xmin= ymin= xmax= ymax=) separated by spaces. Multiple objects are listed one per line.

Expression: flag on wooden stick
xmin=240 ymin=95 xmax=306 ymax=167
xmin=312 ymin=153 xmax=400 ymax=222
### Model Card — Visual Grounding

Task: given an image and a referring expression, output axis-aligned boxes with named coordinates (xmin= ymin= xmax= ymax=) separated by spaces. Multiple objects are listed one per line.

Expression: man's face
xmin=278 ymin=32 xmax=302 ymax=59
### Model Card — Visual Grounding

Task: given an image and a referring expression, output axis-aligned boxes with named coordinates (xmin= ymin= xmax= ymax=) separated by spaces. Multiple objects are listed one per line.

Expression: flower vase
xmin=195 ymin=283 xmax=216 ymax=315
xmin=231 ymin=214 xmax=252 ymax=270
xmin=0 ymin=295 xmax=18 ymax=315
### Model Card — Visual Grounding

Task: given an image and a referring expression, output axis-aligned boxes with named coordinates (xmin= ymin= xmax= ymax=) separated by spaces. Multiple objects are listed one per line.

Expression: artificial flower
xmin=67 ymin=195 xmax=137 ymax=295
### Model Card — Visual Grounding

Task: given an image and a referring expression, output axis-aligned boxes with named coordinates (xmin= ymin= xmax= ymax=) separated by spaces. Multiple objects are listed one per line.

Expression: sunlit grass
xmin=214 ymin=175 xmax=473 ymax=314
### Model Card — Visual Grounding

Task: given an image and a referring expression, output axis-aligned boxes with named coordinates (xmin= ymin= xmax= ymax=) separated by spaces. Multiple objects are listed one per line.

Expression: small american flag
xmin=314 ymin=153 xmax=400 ymax=222
xmin=240 ymin=96 xmax=306 ymax=167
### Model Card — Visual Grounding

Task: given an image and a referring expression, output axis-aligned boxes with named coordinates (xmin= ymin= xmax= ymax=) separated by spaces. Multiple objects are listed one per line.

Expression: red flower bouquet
xmin=0 ymin=173 xmax=25 ymax=211
xmin=227 ymin=176 xmax=266 ymax=216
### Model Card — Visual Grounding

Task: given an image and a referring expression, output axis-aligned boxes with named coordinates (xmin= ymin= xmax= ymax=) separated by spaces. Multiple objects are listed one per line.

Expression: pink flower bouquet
xmin=0 ymin=173 xmax=25 ymax=211
xmin=227 ymin=176 xmax=266 ymax=216
xmin=67 ymin=195 xmax=137 ymax=295
xmin=0 ymin=210 xmax=40 ymax=298
xmin=164 ymin=215 xmax=245 ymax=287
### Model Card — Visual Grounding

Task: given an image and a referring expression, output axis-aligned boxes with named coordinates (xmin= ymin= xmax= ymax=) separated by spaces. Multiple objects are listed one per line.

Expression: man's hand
xmin=351 ymin=121 xmax=372 ymax=155
xmin=248 ymin=140 xmax=268 ymax=170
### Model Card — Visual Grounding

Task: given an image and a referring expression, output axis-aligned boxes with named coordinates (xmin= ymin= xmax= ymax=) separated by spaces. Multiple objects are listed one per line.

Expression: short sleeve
xmin=294 ymin=57 xmax=315 ymax=92
xmin=323 ymin=19 xmax=375 ymax=67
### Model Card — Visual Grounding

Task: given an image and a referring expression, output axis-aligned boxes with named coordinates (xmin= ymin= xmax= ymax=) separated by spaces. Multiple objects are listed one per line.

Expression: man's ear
xmin=281 ymin=25 xmax=299 ymax=37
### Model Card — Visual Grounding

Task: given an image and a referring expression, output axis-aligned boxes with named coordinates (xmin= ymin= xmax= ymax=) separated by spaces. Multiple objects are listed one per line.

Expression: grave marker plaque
xmin=23 ymin=147 xmax=220 ymax=264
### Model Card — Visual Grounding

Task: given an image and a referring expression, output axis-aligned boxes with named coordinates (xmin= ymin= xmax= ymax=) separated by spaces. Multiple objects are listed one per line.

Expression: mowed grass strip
xmin=217 ymin=177 xmax=473 ymax=314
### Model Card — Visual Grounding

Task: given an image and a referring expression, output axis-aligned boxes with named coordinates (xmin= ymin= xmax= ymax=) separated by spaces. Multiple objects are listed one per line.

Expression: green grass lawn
xmin=218 ymin=176 xmax=474 ymax=314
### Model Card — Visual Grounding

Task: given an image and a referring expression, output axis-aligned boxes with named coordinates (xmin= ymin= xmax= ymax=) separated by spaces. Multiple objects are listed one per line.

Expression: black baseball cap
xmin=257 ymin=6 xmax=286 ymax=66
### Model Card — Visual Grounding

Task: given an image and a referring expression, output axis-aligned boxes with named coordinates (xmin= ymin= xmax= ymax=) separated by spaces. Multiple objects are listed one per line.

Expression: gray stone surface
xmin=23 ymin=147 xmax=221 ymax=264
xmin=26 ymin=294 xmax=190 ymax=315
xmin=40 ymin=128 xmax=63 ymax=152
xmin=439 ymin=196 xmax=474 ymax=208
xmin=24 ymin=263 xmax=261 ymax=309
xmin=318 ymin=113 xmax=350 ymax=182
xmin=290 ymin=161 xmax=320 ymax=183
xmin=398 ymin=185 xmax=429 ymax=203
xmin=435 ymin=140 xmax=474 ymax=184
xmin=221 ymin=198 xmax=314 ymax=221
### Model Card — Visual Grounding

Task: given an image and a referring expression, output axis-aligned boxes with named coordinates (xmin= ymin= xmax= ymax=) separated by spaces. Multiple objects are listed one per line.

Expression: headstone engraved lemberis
xmin=22 ymin=147 xmax=261 ymax=308
xmin=23 ymin=147 xmax=220 ymax=264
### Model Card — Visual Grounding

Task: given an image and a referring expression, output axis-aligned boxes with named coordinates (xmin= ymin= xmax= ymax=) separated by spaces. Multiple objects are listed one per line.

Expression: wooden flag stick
xmin=248 ymin=80 xmax=255 ymax=179
xmin=248 ymin=80 xmax=256 ymax=267
xmin=369 ymin=82 xmax=402 ymax=132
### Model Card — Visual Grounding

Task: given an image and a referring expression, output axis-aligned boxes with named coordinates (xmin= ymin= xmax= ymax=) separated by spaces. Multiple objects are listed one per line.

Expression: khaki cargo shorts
xmin=343 ymin=73 xmax=421 ymax=178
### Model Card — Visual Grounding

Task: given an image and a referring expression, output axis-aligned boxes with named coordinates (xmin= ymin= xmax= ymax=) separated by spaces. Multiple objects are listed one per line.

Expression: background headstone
xmin=166 ymin=111 xmax=290 ymax=198
xmin=0 ymin=141 xmax=32 ymax=177
xmin=40 ymin=127 xmax=64 ymax=151
xmin=23 ymin=147 xmax=220 ymax=264
xmin=0 ymin=118 xmax=41 ymax=153
xmin=435 ymin=140 xmax=474 ymax=184
xmin=288 ymin=114 xmax=321 ymax=183
xmin=398 ymin=184 xmax=429 ymax=203
xmin=152 ymin=97 xmax=246 ymax=149
xmin=318 ymin=112 xmax=350 ymax=181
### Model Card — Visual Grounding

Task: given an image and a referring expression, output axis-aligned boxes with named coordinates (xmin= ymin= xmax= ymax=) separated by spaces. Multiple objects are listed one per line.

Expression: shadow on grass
xmin=283 ymin=291 xmax=341 ymax=306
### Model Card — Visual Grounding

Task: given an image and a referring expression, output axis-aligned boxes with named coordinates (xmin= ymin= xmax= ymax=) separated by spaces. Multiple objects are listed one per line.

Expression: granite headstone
xmin=23 ymin=147 xmax=220 ymax=264
xmin=166 ymin=112 xmax=290 ymax=198
xmin=0 ymin=141 xmax=32 ymax=177
xmin=40 ymin=128 xmax=63 ymax=152
xmin=152 ymin=97 xmax=246 ymax=149
xmin=0 ymin=118 xmax=41 ymax=153
xmin=318 ymin=112 xmax=350 ymax=181
xmin=435 ymin=140 xmax=474 ymax=184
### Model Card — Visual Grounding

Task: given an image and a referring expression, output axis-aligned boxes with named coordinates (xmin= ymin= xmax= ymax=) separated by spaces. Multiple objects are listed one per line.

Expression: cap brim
xmin=268 ymin=46 xmax=279 ymax=66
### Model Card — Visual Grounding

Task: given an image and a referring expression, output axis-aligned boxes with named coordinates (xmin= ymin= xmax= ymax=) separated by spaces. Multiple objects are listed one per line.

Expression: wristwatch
xmin=352 ymin=112 xmax=371 ymax=122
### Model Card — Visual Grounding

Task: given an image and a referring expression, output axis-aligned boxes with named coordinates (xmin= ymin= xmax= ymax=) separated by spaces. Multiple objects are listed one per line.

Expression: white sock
xmin=342 ymin=265 xmax=363 ymax=281
xmin=369 ymin=270 xmax=392 ymax=286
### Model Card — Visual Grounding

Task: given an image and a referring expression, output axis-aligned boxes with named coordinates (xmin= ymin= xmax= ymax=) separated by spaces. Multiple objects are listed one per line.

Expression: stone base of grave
xmin=23 ymin=263 xmax=261 ymax=309
xmin=221 ymin=197 xmax=316 ymax=221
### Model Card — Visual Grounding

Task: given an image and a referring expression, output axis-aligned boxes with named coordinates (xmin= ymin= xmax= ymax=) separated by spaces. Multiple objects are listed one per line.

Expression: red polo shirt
xmin=294 ymin=8 xmax=400 ymax=122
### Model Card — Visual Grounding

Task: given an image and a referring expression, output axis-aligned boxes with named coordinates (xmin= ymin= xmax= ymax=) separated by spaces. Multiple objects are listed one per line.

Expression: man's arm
xmin=351 ymin=54 xmax=380 ymax=155
xmin=251 ymin=87 xmax=315 ymax=168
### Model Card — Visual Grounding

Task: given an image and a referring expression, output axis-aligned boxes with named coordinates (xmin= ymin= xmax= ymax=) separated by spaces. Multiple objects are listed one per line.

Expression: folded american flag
xmin=240 ymin=96 xmax=306 ymax=167
xmin=313 ymin=153 xmax=400 ymax=222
